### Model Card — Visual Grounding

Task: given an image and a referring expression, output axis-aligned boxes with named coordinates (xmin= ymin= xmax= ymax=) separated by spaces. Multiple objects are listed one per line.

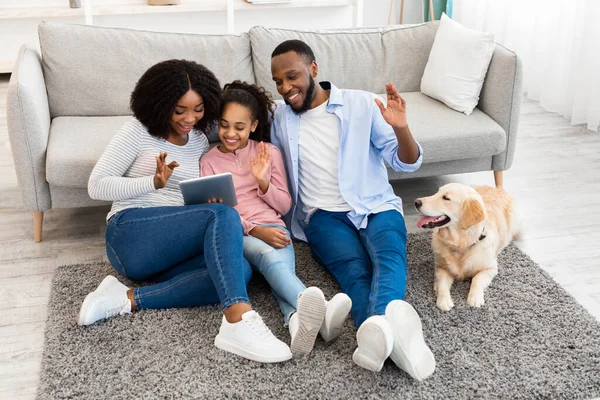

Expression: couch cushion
xmin=249 ymin=23 xmax=438 ymax=100
xmin=421 ymin=13 xmax=495 ymax=115
xmin=400 ymin=92 xmax=506 ymax=163
xmin=46 ymin=94 xmax=505 ymax=188
xmin=39 ymin=22 xmax=255 ymax=118
xmin=46 ymin=116 xmax=133 ymax=188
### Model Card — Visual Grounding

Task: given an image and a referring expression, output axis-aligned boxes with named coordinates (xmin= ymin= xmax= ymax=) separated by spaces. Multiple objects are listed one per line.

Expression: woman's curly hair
xmin=221 ymin=81 xmax=275 ymax=143
xmin=130 ymin=60 xmax=221 ymax=139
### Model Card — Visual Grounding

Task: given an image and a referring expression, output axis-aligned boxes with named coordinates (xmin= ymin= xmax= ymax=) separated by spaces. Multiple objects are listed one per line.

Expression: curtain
xmin=423 ymin=0 xmax=453 ymax=21
xmin=453 ymin=0 xmax=600 ymax=132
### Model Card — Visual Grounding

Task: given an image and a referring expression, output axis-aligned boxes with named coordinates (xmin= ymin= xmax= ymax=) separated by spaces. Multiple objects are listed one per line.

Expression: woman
xmin=79 ymin=60 xmax=291 ymax=364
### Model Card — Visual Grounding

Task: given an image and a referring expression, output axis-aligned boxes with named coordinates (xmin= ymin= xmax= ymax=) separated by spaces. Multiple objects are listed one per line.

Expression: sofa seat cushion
xmin=46 ymin=116 xmax=133 ymax=188
xmin=400 ymin=92 xmax=506 ymax=163
xmin=45 ymin=94 xmax=505 ymax=189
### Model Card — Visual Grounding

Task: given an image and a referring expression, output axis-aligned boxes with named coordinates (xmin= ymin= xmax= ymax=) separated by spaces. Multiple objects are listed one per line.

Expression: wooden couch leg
xmin=494 ymin=171 xmax=503 ymax=189
xmin=34 ymin=211 xmax=43 ymax=243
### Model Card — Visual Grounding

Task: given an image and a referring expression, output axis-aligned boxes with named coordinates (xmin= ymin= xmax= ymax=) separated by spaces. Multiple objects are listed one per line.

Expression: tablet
xmin=179 ymin=173 xmax=238 ymax=207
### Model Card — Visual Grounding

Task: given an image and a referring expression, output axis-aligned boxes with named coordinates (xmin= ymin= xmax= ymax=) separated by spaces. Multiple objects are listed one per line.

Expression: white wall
xmin=0 ymin=15 xmax=87 ymax=72
xmin=363 ymin=0 xmax=424 ymax=26
xmin=0 ymin=0 xmax=426 ymax=73
xmin=1 ymin=0 xmax=66 ymax=6
xmin=92 ymin=6 xmax=356 ymax=35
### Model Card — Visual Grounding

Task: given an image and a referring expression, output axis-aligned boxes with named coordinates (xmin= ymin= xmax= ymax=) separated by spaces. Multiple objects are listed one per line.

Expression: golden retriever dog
xmin=414 ymin=183 xmax=521 ymax=311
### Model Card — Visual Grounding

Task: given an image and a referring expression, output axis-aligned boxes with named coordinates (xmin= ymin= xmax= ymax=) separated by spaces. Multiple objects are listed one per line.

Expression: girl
xmin=80 ymin=60 xmax=292 ymax=364
xmin=200 ymin=81 xmax=352 ymax=356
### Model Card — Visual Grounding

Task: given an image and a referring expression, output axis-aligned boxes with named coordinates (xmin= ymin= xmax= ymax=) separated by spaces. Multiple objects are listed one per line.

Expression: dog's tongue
xmin=417 ymin=216 xmax=438 ymax=228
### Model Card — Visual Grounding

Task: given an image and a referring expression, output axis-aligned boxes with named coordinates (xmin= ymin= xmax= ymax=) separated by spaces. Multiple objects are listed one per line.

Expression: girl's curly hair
xmin=130 ymin=60 xmax=221 ymax=139
xmin=221 ymin=81 xmax=275 ymax=143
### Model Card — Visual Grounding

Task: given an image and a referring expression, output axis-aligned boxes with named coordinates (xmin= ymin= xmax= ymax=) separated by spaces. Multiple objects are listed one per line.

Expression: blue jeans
xmin=304 ymin=209 xmax=408 ymax=328
xmin=243 ymin=224 xmax=306 ymax=325
xmin=105 ymin=204 xmax=252 ymax=311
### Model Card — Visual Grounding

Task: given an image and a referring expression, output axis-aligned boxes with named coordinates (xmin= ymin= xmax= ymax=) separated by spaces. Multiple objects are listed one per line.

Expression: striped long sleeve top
xmin=88 ymin=118 xmax=210 ymax=221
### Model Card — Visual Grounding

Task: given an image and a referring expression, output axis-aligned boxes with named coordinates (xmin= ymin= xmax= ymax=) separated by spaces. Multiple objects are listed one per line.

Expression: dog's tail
xmin=510 ymin=200 xmax=524 ymax=240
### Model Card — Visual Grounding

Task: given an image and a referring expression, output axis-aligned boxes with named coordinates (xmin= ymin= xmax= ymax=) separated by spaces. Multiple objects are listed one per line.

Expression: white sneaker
xmin=319 ymin=293 xmax=352 ymax=343
xmin=214 ymin=310 xmax=292 ymax=363
xmin=352 ymin=315 xmax=393 ymax=372
xmin=78 ymin=275 xmax=131 ymax=326
xmin=290 ymin=286 xmax=326 ymax=356
xmin=385 ymin=300 xmax=436 ymax=381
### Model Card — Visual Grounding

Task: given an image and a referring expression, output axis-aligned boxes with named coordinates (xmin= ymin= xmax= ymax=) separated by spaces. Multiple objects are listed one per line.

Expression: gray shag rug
xmin=38 ymin=232 xmax=600 ymax=399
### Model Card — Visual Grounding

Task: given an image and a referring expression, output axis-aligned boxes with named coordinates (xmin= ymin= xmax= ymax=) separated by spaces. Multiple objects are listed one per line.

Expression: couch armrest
xmin=478 ymin=44 xmax=523 ymax=171
xmin=7 ymin=45 xmax=52 ymax=212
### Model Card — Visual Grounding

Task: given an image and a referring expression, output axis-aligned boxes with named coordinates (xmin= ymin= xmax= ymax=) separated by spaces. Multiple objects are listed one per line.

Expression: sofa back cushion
xmin=249 ymin=23 xmax=439 ymax=100
xmin=39 ymin=22 xmax=255 ymax=118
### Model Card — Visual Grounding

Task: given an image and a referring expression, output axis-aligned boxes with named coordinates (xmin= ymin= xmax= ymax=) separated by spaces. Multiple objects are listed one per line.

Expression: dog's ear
xmin=460 ymin=198 xmax=485 ymax=230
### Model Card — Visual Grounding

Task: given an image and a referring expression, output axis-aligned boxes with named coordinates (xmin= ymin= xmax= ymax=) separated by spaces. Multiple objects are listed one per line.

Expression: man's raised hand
xmin=374 ymin=83 xmax=408 ymax=129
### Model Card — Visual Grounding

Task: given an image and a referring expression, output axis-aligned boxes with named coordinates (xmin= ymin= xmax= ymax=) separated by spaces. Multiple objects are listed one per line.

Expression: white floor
xmin=1 ymin=75 xmax=599 ymax=399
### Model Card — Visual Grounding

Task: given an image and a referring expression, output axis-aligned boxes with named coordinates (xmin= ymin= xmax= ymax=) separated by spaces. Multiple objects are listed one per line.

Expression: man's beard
xmin=286 ymin=77 xmax=315 ymax=115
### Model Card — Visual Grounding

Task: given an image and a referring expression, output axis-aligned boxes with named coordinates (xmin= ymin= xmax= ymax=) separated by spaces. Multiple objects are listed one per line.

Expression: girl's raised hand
xmin=154 ymin=152 xmax=179 ymax=189
xmin=250 ymin=141 xmax=271 ymax=186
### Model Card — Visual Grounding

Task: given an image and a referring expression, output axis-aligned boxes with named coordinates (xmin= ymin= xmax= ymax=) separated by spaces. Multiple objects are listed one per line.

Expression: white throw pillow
xmin=420 ymin=13 xmax=495 ymax=115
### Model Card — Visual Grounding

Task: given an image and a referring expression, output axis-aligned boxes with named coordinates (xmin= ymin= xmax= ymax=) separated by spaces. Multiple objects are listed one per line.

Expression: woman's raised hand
xmin=154 ymin=152 xmax=179 ymax=189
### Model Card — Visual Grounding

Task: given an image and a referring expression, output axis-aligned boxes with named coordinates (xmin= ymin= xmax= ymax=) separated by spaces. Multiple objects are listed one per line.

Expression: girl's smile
xmin=218 ymin=102 xmax=258 ymax=153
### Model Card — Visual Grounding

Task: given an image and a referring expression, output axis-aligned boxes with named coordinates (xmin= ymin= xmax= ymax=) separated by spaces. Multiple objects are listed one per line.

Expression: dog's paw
xmin=436 ymin=295 xmax=454 ymax=311
xmin=467 ymin=291 xmax=485 ymax=308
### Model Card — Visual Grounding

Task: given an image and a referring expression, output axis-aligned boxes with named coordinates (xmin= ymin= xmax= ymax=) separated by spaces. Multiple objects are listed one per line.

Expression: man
xmin=270 ymin=39 xmax=436 ymax=380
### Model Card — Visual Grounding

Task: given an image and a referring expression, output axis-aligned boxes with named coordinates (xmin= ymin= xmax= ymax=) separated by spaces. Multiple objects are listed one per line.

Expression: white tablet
xmin=179 ymin=173 xmax=238 ymax=207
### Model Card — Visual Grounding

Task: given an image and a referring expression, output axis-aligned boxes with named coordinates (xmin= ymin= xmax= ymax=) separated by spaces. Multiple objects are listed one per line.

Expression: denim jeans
xmin=304 ymin=209 xmax=408 ymax=328
xmin=243 ymin=224 xmax=306 ymax=325
xmin=105 ymin=204 xmax=252 ymax=311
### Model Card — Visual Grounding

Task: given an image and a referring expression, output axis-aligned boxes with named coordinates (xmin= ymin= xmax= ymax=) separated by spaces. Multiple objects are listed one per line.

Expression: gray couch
xmin=7 ymin=22 xmax=522 ymax=242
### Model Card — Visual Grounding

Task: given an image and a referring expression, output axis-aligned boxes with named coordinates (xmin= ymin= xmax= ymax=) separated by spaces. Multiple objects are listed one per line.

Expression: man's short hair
xmin=271 ymin=40 xmax=316 ymax=64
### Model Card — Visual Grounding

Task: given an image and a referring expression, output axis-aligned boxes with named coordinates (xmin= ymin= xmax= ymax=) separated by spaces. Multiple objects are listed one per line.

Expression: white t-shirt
xmin=298 ymin=100 xmax=352 ymax=221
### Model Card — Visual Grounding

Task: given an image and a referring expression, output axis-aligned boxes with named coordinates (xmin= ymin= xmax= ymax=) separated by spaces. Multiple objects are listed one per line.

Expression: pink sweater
xmin=200 ymin=140 xmax=292 ymax=235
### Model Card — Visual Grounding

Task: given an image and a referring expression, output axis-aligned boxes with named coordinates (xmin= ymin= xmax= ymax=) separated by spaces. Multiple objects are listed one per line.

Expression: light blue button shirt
xmin=271 ymin=81 xmax=423 ymax=241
